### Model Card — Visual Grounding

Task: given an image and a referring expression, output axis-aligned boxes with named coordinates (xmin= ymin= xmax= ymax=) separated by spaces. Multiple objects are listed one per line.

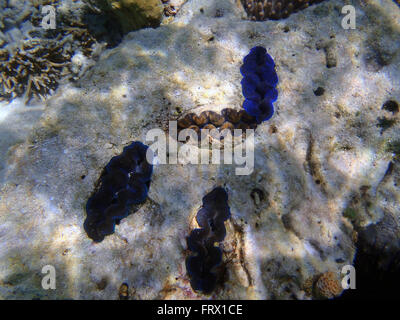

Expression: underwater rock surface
xmin=0 ymin=0 xmax=399 ymax=299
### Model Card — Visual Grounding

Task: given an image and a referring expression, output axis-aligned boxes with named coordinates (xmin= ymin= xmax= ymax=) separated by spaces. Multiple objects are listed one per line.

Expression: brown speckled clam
xmin=174 ymin=107 xmax=259 ymax=143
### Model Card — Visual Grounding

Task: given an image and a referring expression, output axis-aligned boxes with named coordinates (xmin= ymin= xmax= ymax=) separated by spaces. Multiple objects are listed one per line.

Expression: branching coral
xmin=0 ymin=28 xmax=96 ymax=103
xmin=0 ymin=0 xmax=99 ymax=103
xmin=0 ymin=38 xmax=70 ymax=102
xmin=186 ymin=187 xmax=231 ymax=294
xmin=241 ymin=0 xmax=325 ymax=20
xmin=84 ymin=142 xmax=153 ymax=242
